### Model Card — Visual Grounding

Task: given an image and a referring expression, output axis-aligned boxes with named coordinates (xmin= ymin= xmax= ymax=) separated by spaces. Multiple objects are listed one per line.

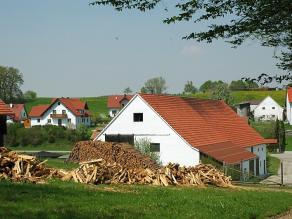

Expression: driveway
xmin=262 ymin=152 xmax=292 ymax=185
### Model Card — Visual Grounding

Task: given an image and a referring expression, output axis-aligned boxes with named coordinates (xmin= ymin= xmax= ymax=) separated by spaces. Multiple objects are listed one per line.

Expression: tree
xmin=24 ymin=90 xmax=37 ymax=101
xmin=275 ymin=120 xmax=286 ymax=152
xmin=123 ymin=87 xmax=133 ymax=94
xmin=183 ymin=81 xmax=197 ymax=94
xmin=229 ymin=80 xmax=258 ymax=91
xmin=91 ymin=0 xmax=292 ymax=77
xmin=0 ymin=66 xmax=24 ymax=103
xmin=229 ymin=80 xmax=248 ymax=91
xmin=140 ymin=76 xmax=167 ymax=94
xmin=199 ymin=80 xmax=225 ymax=93
xmin=211 ymin=83 xmax=233 ymax=105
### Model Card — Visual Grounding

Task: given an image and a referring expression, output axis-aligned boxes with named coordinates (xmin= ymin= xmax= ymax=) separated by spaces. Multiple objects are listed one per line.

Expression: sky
xmin=0 ymin=0 xmax=284 ymax=97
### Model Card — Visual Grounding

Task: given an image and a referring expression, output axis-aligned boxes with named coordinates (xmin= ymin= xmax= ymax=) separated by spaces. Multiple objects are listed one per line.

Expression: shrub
xmin=134 ymin=138 xmax=160 ymax=164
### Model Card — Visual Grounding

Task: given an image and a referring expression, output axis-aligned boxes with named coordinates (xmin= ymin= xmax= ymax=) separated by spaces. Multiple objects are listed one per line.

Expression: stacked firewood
xmin=0 ymin=147 xmax=66 ymax=184
xmin=63 ymin=159 xmax=232 ymax=188
xmin=68 ymin=141 xmax=160 ymax=170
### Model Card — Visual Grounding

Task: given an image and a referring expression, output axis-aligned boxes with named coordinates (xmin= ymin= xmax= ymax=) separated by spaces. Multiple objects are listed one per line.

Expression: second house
xmin=29 ymin=98 xmax=91 ymax=129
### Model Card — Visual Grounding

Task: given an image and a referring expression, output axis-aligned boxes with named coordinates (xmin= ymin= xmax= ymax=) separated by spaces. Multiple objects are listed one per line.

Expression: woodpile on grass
xmin=68 ymin=141 xmax=160 ymax=170
xmin=0 ymin=147 xmax=66 ymax=184
xmin=62 ymin=158 xmax=232 ymax=187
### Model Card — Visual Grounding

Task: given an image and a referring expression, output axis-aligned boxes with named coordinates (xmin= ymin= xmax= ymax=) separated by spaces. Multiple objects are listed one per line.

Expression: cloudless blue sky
xmin=0 ymin=0 xmax=284 ymax=97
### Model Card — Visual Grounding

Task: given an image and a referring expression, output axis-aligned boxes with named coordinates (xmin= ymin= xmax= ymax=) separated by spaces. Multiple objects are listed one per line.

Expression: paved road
xmin=262 ymin=152 xmax=292 ymax=185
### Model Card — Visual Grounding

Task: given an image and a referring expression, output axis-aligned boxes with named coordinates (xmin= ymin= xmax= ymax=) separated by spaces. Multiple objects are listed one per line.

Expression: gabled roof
xmin=108 ymin=95 xmax=134 ymax=108
xmin=7 ymin=104 xmax=26 ymax=121
xmin=29 ymin=98 xmax=90 ymax=118
xmin=253 ymin=96 xmax=283 ymax=111
xmin=0 ymin=100 xmax=13 ymax=115
xmin=287 ymin=87 xmax=292 ymax=103
xmin=140 ymin=94 xmax=268 ymax=164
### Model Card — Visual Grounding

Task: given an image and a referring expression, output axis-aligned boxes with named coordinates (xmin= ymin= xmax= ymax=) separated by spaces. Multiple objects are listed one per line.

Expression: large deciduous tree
xmin=0 ymin=66 xmax=24 ymax=103
xmin=141 ymin=76 xmax=167 ymax=94
xmin=91 ymin=0 xmax=292 ymax=81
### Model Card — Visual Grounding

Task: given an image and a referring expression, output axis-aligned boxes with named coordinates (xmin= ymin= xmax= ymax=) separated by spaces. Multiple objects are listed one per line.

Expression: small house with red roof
xmin=6 ymin=104 xmax=28 ymax=123
xmin=29 ymin=98 xmax=91 ymax=129
xmin=107 ymin=95 xmax=133 ymax=117
xmin=0 ymin=100 xmax=14 ymax=146
xmin=96 ymin=94 xmax=275 ymax=177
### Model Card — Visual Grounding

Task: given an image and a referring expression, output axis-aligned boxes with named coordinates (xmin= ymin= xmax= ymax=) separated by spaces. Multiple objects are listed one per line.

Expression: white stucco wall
xmin=97 ymin=95 xmax=200 ymax=167
xmin=246 ymin=144 xmax=267 ymax=176
xmin=30 ymin=101 xmax=91 ymax=129
xmin=254 ymin=96 xmax=283 ymax=121
xmin=287 ymin=94 xmax=292 ymax=125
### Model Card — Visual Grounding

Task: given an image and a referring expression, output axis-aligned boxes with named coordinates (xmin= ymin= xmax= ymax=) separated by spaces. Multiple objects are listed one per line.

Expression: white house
xmin=96 ymin=94 xmax=275 ymax=177
xmin=253 ymin=96 xmax=284 ymax=121
xmin=29 ymin=98 xmax=91 ymax=129
xmin=107 ymin=95 xmax=133 ymax=117
xmin=286 ymin=87 xmax=292 ymax=125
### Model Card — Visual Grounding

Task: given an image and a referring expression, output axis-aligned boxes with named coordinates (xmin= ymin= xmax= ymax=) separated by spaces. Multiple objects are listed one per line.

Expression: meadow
xmin=1 ymin=180 xmax=292 ymax=219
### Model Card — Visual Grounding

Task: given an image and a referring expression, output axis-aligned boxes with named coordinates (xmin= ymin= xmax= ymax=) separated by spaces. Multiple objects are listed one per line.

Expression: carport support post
xmin=281 ymin=162 xmax=284 ymax=186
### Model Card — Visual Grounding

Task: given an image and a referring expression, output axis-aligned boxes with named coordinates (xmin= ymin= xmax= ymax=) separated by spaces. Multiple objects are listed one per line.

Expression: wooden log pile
xmin=68 ymin=141 xmax=160 ymax=170
xmin=0 ymin=147 xmax=65 ymax=184
xmin=63 ymin=159 xmax=232 ymax=188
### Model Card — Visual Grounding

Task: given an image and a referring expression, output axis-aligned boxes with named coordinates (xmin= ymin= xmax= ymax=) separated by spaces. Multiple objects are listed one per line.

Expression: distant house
xmin=286 ymin=88 xmax=292 ymax=125
xmin=6 ymin=104 xmax=28 ymax=123
xmin=254 ymin=96 xmax=284 ymax=121
xmin=0 ymin=100 xmax=13 ymax=146
xmin=29 ymin=98 xmax=91 ymax=129
xmin=107 ymin=95 xmax=133 ymax=117
xmin=96 ymin=94 xmax=275 ymax=177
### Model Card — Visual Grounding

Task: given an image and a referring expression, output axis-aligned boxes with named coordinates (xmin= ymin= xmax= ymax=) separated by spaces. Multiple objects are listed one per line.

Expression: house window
xmin=251 ymin=147 xmax=254 ymax=153
xmin=58 ymin=102 xmax=60 ymax=105
xmin=47 ymin=119 xmax=51 ymax=124
xmin=62 ymin=110 xmax=66 ymax=115
xmin=68 ymin=119 xmax=71 ymax=123
xmin=258 ymin=148 xmax=260 ymax=152
xmin=112 ymin=110 xmax=117 ymax=115
xmin=37 ymin=119 xmax=40 ymax=123
xmin=150 ymin=143 xmax=160 ymax=152
xmin=271 ymin=115 xmax=276 ymax=118
xmin=262 ymin=107 xmax=265 ymax=110
xmin=262 ymin=147 xmax=263 ymax=151
xmin=272 ymin=107 xmax=275 ymax=109
xmin=53 ymin=110 xmax=57 ymax=114
xmin=133 ymin=113 xmax=143 ymax=122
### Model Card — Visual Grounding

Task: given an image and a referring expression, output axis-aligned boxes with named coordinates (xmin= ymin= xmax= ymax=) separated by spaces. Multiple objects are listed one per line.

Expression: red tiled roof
xmin=7 ymin=104 xmax=26 ymax=121
xmin=287 ymin=87 xmax=292 ymax=103
xmin=108 ymin=95 xmax=134 ymax=108
xmin=0 ymin=100 xmax=14 ymax=115
xmin=29 ymin=105 xmax=50 ymax=117
xmin=140 ymin=94 xmax=267 ymax=164
xmin=29 ymin=98 xmax=89 ymax=117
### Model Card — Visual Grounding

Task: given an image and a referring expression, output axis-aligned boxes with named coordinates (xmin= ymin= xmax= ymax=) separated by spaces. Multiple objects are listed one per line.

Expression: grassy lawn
xmin=267 ymin=155 xmax=281 ymax=175
xmin=1 ymin=181 xmax=292 ymax=219
xmin=8 ymin=141 xmax=74 ymax=152
xmin=44 ymin=159 xmax=78 ymax=170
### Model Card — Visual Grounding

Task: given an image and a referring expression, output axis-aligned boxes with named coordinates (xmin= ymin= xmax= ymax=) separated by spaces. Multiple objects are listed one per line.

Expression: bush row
xmin=5 ymin=124 xmax=91 ymax=147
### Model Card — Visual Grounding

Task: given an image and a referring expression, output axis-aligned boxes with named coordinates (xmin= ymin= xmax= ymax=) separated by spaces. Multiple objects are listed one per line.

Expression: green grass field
xmin=25 ymin=96 xmax=108 ymax=117
xmin=44 ymin=159 xmax=78 ymax=170
xmin=192 ymin=90 xmax=286 ymax=106
xmin=1 ymin=181 xmax=292 ymax=219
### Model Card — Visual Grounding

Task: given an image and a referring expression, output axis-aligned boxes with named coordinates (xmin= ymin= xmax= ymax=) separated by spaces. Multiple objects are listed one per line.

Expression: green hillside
xmin=192 ymin=90 xmax=286 ymax=106
xmin=24 ymin=90 xmax=286 ymax=116
xmin=25 ymin=96 xmax=108 ymax=116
